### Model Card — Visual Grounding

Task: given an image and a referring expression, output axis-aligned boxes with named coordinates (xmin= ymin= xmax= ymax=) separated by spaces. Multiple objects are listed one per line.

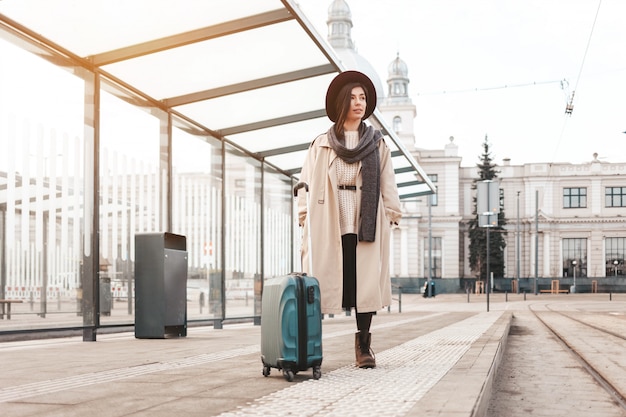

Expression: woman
xmin=298 ymin=71 xmax=402 ymax=368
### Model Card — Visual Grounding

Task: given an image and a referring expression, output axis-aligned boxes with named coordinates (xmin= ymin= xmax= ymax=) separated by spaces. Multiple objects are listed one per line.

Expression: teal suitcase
xmin=261 ymin=272 xmax=323 ymax=381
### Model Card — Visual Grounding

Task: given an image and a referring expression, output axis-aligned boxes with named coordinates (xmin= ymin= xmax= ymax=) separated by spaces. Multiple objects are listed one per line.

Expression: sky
xmin=295 ymin=0 xmax=626 ymax=167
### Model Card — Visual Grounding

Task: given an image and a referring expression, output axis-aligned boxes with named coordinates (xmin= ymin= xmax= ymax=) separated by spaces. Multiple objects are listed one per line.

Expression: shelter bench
xmin=0 ymin=299 xmax=23 ymax=320
xmin=539 ymin=289 xmax=570 ymax=294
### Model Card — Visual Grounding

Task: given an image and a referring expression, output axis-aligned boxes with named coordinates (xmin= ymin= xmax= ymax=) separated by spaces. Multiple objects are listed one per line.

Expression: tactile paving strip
xmin=218 ymin=312 xmax=499 ymax=417
xmin=0 ymin=313 xmax=444 ymax=403
xmin=0 ymin=345 xmax=260 ymax=403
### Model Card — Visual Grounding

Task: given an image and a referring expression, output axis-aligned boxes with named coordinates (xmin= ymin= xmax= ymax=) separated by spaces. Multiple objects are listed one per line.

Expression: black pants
xmin=341 ymin=233 xmax=373 ymax=333
xmin=341 ymin=234 xmax=357 ymax=309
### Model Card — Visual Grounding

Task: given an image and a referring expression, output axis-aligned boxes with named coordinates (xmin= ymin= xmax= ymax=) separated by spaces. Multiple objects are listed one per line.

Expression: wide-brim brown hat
xmin=325 ymin=70 xmax=377 ymax=122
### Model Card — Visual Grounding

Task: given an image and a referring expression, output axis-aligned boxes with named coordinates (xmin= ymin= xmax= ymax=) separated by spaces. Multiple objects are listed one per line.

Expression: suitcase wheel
xmin=313 ymin=366 xmax=321 ymax=380
xmin=283 ymin=369 xmax=295 ymax=382
xmin=262 ymin=365 xmax=271 ymax=377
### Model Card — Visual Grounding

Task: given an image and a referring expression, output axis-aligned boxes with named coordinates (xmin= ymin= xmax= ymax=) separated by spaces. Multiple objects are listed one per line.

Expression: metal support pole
xmin=426 ymin=195 xmax=433 ymax=298
xmin=486 ymin=227 xmax=490 ymax=312
xmin=534 ymin=190 xmax=539 ymax=295
xmin=477 ymin=180 xmax=499 ymax=312
xmin=516 ymin=191 xmax=520 ymax=294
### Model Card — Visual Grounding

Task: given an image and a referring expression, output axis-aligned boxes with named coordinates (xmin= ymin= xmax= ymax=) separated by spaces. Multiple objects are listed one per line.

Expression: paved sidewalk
xmin=0 ymin=293 xmax=510 ymax=417
xmin=4 ymin=293 xmax=622 ymax=417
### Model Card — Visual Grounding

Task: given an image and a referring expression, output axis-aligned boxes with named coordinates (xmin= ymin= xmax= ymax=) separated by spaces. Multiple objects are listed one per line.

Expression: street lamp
xmin=614 ymin=259 xmax=619 ymax=277
xmin=571 ymin=260 xmax=577 ymax=293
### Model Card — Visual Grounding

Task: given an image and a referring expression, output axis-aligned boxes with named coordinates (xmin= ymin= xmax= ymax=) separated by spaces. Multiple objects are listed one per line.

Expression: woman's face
xmin=346 ymin=86 xmax=367 ymax=124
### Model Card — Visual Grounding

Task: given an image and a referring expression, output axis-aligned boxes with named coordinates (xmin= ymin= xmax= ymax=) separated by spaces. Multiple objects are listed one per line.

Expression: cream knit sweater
xmin=336 ymin=131 xmax=359 ymax=235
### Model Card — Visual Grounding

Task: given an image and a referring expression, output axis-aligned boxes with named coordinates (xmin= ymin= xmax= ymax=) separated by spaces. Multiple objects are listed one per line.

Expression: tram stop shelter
xmin=0 ymin=0 xmax=435 ymax=340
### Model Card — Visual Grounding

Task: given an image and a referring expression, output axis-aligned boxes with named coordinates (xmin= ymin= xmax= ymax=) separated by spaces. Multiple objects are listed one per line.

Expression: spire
xmin=380 ymin=51 xmax=416 ymax=150
xmin=324 ymin=1 xmax=385 ymax=101
xmin=327 ymin=0 xmax=354 ymax=49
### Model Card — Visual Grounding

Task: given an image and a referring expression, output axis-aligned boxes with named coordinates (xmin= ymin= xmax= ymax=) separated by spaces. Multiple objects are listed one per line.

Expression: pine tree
xmin=468 ymin=136 xmax=508 ymax=287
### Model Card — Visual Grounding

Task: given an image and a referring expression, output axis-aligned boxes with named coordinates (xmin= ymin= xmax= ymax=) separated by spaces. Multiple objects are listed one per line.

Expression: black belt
xmin=338 ymin=185 xmax=357 ymax=190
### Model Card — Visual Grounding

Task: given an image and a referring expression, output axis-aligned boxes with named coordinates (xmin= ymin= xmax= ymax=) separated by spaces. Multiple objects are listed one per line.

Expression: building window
xmin=393 ymin=83 xmax=406 ymax=95
xmin=563 ymin=187 xmax=587 ymax=208
xmin=393 ymin=116 xmax=402 ymax=133
xmin=606 ymin=237 xmax=625 ymax=277
xmin=423 ymin=237 xmax=442 ymax=278
xmin=606 ymin=187 xmax=626 ymax=207
xmin=562 ymin=238 xmax=587 ymax=278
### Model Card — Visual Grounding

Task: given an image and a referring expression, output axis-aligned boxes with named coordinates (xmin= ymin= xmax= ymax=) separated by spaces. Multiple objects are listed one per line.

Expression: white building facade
xmin=329 ymin=0 xmax=626 ymax=292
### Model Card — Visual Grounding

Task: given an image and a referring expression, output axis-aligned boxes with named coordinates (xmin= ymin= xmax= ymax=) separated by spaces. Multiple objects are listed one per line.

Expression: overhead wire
xmin=413 ymin=79 xmax=564 ymax=97
xmin=407 ymin=1 xmax=604 ymax=169
xmin=550 ymin=0 xmax=602 ymax=166
xmin=572 ymin=0 xmax=603 ymax=95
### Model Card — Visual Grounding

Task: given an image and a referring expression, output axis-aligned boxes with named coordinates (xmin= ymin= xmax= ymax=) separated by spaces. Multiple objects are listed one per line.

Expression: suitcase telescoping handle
xmin=293 ymin=182 xmax=309 ymax=196
xmin=293 ymin=182 xmax=313 ymax=276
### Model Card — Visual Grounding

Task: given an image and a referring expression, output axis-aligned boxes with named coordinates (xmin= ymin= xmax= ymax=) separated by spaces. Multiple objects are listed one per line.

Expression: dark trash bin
xmin=135 ymin=232 xmax=188 ymax=338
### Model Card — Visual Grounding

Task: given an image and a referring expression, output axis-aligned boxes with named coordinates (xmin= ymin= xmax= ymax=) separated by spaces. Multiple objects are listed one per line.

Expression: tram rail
xmin=528 ymin=302 xmax=626 ymax=411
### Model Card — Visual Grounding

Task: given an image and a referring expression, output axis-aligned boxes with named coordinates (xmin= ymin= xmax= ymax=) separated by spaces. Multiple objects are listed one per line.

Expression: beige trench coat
xmin=298 ymin=132 xmax=402 ymax=314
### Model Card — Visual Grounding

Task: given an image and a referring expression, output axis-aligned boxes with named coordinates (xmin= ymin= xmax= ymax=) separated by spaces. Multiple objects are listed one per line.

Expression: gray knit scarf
xmin=327 ymin=123 xmax=381 ymax=242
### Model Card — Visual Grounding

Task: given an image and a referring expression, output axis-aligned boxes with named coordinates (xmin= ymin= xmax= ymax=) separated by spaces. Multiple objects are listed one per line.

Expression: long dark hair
xmin=333 ymin=82 xmax=368 ymax=140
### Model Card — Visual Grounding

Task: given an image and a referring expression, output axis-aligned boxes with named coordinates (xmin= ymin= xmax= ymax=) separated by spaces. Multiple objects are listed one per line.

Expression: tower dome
xmin=326 ymin=0 xmax=384 ymax=102
xmin=327 ymin=0 xmax=353 ymax=49
xmin=388 ymin=53 xmax=409 ymax=78
xmin=328 ymin=0 xmax=351 ymax=16
xmin=380 ymin=52 xmax=415 ymax=150
xmin=387 ymin=52 xmax=409 ymax=99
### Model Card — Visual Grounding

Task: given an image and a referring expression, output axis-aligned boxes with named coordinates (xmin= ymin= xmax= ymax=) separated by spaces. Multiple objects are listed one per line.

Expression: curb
xmin=407 ymin=311 xmax=512 ymax=417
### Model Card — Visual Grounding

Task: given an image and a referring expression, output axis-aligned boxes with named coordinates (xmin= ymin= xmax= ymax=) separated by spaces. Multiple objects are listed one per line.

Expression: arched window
xmin=393 ymin=116 xmax=402 ymax=133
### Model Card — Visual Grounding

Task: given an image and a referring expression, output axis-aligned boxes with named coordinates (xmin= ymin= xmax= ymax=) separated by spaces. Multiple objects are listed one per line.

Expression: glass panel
xmin=98 ymin=85 xmax=162 ymax=324
xmin=265 ymin=151 xmax=309 ymax=175
xmin=0 ymin=0 xmax=280 ymax=56
xmin=263 ymin=169 xmax=293 ymax=278
xmin=101 ymin=20 xmax=328 ymax=100
xmin=261 ymin=167 xmax=293 ymax=316
xmin=224 ymin=144 xmax=261 ymax=318
xmin=172 ymin=123 xmax=223 ymax=320
xmin=228 ymin=118 xmax=328 ymax=153
xmin=0 ymin=37 xmax=85 ymax=329
xmin=175 ymin=75 xmax=334 ymax=132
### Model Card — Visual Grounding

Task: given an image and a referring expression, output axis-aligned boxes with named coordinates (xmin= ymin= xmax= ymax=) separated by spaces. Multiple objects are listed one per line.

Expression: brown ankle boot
xmin=355 ymin=332 xmax=376 ymax=368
